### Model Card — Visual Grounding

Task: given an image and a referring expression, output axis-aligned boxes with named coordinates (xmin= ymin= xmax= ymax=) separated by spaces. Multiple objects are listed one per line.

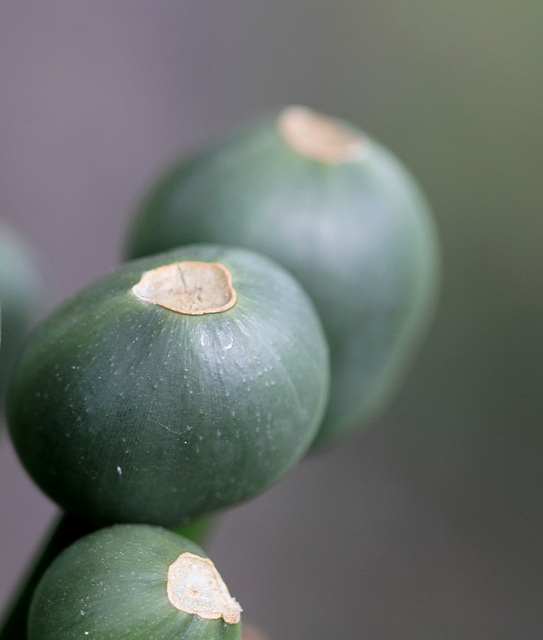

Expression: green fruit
xmin=28 ymin=524 xmax=242 ymax=640
xmin=0 ymin=220 xmax=44 ymax=395
xmin=125 ymin=106 xmax=440 ymax=445
xmin=7 ymin=244 xmax=329 ymax=525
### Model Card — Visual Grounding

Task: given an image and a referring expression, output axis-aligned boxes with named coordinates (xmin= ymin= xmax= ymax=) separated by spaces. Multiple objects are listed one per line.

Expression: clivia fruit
xmin=7 ymin=244 xmax=329 ymax=526
xmin=28 ymin=524 xmax=242 ymax=640
xmin=124 ymin=105 xmax=440 ymax=446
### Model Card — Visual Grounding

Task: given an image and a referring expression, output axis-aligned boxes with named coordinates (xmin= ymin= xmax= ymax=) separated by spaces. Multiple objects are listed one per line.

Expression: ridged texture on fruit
xmin=125 ymin=106 xmax=440 ymax=445
xmin=7 ymin=244 xmax=329 ymax=525
xmin=28 ymin=525 xmax=242 ymax=640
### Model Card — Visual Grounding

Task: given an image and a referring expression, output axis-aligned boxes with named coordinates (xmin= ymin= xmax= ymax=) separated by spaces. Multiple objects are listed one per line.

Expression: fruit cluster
xmin=1 ymin=106 xmax=439 ymax=640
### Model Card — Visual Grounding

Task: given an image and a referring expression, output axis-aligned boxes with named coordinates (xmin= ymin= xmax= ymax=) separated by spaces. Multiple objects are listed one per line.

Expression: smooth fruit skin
xmin=125 ymin=107 xmax=440 ymax=445
xmin=28 ymin=525 xmax=241 ymax=640
xmin=0 ymin=221 xmax=44 ymax=396
xmin=7 ymin=245 xmax=329 ymax=526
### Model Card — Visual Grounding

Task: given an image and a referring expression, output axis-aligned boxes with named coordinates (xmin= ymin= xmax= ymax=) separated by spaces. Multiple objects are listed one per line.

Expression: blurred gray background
xmin=0 ymin=1 xmax=542 ymax=638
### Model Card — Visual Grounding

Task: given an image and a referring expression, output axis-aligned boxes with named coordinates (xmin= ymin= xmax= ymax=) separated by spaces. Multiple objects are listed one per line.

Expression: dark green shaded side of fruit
xmin=28 ymin=525 xmax=241 ymax=640
xmin=125 ymin=106 xmax=440 ymax=445
xmin=7 ymin=244 xmax=329 ymax=525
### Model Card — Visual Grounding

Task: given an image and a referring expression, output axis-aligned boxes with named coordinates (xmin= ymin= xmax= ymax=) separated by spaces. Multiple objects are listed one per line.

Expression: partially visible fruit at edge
xmin=0 ymin=220 xmax=44 ymax=399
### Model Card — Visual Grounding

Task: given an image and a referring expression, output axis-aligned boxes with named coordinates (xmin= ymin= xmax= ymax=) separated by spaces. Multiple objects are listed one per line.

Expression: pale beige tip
xmin=132 ymin=261 xmax=237 ymax=315
xmin=167 ymin=552 xmax=242 ymax=624
xmin=277 ymin=105 xmax=367 ymax=164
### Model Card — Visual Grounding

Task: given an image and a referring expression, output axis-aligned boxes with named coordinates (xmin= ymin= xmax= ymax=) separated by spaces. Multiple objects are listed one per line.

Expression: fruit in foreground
xmin=28 ymin=524 xmax=241 ymax=640
xmin=125 ymin=105 xmax=440 ymax=445
xmin=7 ymin=244 xmax=329 ymax=525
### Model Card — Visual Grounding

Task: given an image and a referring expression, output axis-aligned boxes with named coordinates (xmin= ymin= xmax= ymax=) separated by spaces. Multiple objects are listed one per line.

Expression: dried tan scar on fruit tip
xmin=132 ymin=261 xmax=237 ymax=315
xmin=277 ymin=105 xmax=368 ymax=164
xmin=167 ymin=552 xmax=242 ymax=624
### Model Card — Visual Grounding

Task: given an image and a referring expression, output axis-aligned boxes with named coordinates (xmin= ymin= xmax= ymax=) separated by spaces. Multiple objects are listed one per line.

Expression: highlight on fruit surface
xmin=28 ymin=525 xmax=242 ymax=640
xmin=124 ymin=105 xmax=440 ymax=446
xmin=7 ymin=244 xmax=329 ymax=526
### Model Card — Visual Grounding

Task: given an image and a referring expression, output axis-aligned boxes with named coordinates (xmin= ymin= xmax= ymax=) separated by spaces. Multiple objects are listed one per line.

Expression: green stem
xmin=174 ymin=513 xmax=219 ymax=545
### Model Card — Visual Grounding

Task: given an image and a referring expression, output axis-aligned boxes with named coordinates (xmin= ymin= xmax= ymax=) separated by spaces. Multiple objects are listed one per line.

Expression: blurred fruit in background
xmin=0 ymin=220 xmax=44 ymax=400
